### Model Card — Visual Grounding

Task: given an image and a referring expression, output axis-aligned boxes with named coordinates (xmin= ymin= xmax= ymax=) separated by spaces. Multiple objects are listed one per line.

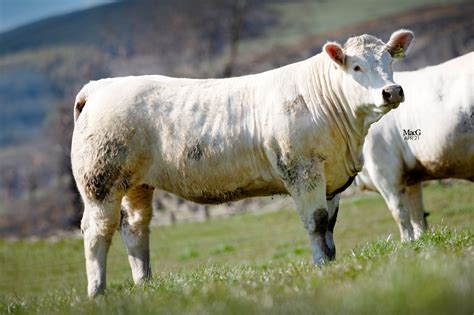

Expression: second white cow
xmin=71 ymin=30 xmax=413 ymax=296
xmin=356 ymin=52 xmax=474 ymax=241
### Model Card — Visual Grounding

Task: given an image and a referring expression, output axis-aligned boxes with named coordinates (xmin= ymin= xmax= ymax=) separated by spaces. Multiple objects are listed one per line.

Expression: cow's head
xmin=324 ymin=29 xmax=414 ymax=114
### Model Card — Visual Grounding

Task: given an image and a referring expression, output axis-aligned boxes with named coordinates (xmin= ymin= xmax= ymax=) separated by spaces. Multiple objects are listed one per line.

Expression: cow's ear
xmin=324 ymin=42 xmax=345 ymax=66
xmin=386 ymin=29 xmax=414 ymax=58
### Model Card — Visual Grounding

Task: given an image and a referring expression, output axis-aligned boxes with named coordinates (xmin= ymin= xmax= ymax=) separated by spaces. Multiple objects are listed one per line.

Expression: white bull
xmin=356 ymin=52 xmax=474 ymax=241
xmin=71 ymin=30 xmax=413 ymax=296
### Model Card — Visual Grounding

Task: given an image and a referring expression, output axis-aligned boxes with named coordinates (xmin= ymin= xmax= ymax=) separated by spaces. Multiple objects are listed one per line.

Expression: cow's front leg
xmin=379 ymin=186 xmax=414 ymax=241
xmin=294 ymin=187 xmax=334 ymax=264
xmin=281 ymin=159 xmax=334 ymax=264
xmin=406 ymin=183 xmax=426 ymax=240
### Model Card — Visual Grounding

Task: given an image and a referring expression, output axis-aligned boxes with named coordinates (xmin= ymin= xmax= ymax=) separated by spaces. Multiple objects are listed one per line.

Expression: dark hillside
xmin=0 ymin=1 xmax=275 ymax=57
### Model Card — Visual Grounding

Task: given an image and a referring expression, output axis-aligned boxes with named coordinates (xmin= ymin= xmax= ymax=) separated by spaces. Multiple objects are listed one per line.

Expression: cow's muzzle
xmin=382 ymin=84 xmax=404 ymax=104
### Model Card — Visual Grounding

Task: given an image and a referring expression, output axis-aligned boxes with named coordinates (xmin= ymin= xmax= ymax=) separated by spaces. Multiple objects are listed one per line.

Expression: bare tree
xmin=222 ymin=0 xmax=250 ymax=77
xmin=52 ymin=105 xmax=83 ymax=228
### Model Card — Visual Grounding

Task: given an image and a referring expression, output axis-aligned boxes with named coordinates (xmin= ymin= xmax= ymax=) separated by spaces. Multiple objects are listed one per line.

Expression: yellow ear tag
xmin=393 ymin=46 xmax=405 ymax=58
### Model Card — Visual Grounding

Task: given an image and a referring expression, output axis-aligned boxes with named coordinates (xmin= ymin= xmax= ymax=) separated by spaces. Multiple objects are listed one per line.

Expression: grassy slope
xmin=0 ymin=182 xmax=472 ymax=314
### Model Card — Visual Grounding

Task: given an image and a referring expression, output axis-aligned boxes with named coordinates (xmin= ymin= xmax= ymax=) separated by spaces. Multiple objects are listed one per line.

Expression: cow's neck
xmin=304 ymin=55 xmax=373 ymax=176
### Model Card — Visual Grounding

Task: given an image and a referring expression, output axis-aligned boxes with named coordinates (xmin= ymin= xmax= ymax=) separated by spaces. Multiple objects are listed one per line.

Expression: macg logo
xmin=402 ymin=129 xmax=421 ymax=140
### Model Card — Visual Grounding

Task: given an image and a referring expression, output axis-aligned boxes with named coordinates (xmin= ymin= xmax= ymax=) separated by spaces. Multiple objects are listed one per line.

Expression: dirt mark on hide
xmin=84 ymin=139 xmax=132 ymax=201
xmin=187 ymin=143 xmax=203 ymax=161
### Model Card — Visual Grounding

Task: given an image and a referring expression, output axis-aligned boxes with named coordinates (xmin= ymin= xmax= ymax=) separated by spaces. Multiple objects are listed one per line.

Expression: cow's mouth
xmin=389 ymin=101 xmax=401 ymax=109
xmin=381 ymin=101 xmax=401 ymax=111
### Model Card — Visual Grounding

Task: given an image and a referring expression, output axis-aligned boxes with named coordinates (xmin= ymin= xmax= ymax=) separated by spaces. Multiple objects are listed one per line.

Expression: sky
xmin=0 ymin=0 xmax=116 ymax=33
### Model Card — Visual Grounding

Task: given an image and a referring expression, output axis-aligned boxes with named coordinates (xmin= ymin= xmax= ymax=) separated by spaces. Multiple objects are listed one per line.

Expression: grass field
xmin=0 ymin=182 xmax=473 ymax=314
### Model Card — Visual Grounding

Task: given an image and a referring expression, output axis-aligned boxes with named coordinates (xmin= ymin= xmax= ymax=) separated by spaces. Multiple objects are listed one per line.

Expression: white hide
xmin=356 ymin=52 xmax=474 ymax=241
xmin=71 ymin=30 xmax=413 ymax=296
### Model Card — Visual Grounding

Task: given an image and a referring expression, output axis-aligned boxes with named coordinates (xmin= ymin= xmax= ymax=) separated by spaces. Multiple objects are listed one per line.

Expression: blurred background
xmin=0 ymin=0 xmax=472 ymax=238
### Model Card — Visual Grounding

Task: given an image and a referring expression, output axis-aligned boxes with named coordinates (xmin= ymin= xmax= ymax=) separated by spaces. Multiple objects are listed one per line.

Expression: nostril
xmin=399 ymin=88 xmax=404 ymax=98
xmin=382 ymin=89 xmax=391 ymax=101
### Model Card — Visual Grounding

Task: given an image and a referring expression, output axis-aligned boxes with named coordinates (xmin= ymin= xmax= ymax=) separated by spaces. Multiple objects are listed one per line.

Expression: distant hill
xmin=0 ymin=0 xmax=277 ymax=147
xmin=234 ymin=1 xmax=474 ymax=74
xmin=0 ymin=0 xmax=472 ymax=237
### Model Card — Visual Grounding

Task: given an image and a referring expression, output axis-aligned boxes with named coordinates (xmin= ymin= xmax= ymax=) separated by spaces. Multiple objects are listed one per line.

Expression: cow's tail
xmin=74 ymin=84 xmax=89 ymax=122
xmin=74 ymin=80 xmax=100 ymax=122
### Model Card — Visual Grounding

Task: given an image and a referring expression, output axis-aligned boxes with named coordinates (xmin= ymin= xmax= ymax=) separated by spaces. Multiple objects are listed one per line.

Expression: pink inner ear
xmin=391 ymin=32 xmax=414 ymax=50
xmin=326 ymin=44 xmax=344 ymax=65
xmin=397 ymin=34 xmax=412 ymax=48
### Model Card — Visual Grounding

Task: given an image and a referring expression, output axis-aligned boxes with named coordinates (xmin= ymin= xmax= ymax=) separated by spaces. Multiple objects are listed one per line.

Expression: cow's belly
xmin=405 ymin=157 xmax=474 ymax=185
xmin=147 ymin=151 xmax=288 ymax=204
xmin=169 ymin=178 xmax=288 ymax=204
xmin=406 ymin=136 xmax=474 ymax=184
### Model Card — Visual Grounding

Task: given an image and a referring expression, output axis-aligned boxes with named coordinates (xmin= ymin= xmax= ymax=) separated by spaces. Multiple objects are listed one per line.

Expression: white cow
xmin=71 ymin=30 xmax=413 ymax=296
xmin=356 ymin=52 xmax=474 ymax=241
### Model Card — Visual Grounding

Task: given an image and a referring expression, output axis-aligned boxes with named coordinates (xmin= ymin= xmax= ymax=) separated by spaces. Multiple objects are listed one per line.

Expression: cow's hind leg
xmin=325 ymin=194 xmax=340 ymax=259
xmin=119 ymin=185 xmax=154 ymax=284
xmin=81 ymin=197 xmax=122 ymax=297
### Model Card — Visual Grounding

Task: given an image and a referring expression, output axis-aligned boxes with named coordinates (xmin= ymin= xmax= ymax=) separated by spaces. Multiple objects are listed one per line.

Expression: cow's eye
xmin=353 ymin=65 xmax=362 ymax=72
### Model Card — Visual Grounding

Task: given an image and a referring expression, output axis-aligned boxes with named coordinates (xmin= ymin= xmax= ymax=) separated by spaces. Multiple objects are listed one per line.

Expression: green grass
xmin=0 ymin=182 xmax=473 ymax=314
